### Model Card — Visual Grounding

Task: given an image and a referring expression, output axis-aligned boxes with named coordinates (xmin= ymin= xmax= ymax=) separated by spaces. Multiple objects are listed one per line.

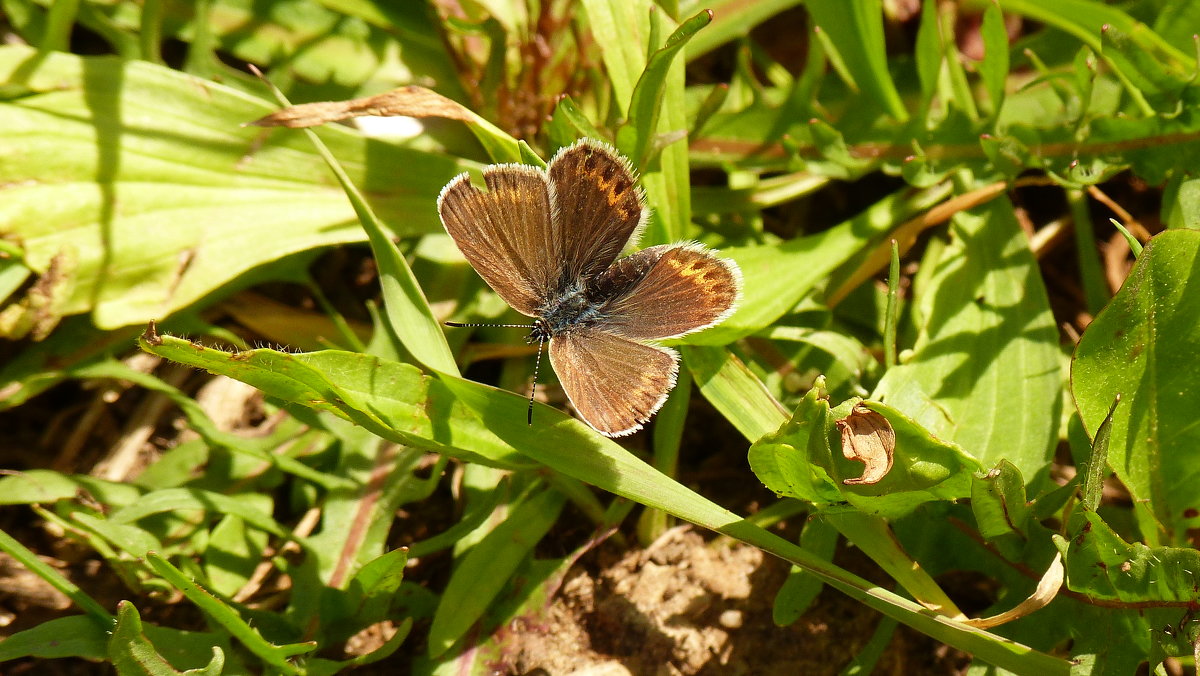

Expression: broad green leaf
xmin=0 ymin=469 xmax=143 ymax=507
xmin=874 ymin=196 xmax=1061 ymax=477
xmin=1162 ymin=174 xmax=1200 ymax=230
xmin=302 ymin=443 xmax=433 ymax=581
xmin=0 ymin=45 xmax=469 ymax=330
xmin=750 ymin=395 xmax=980 ymax=519
xmin=804 ymin=0 xmax=908 ymax=121
xmin=427 ymin=488 xmax=565 ymax=657
xmin=1071 ymin=229 xmax=1200 ymax=543
xmin=344 ymin=548 xmax=409 ymax=624
xmin=970 ymin=460 xmax=1031 ymax=560
xmin=204 ymin=514 xmax=271 ymax=597
xmin=0 ymin=615 xmax=107 ymax=661
xmin=971 ymin=460 xmax=1030 ymax=541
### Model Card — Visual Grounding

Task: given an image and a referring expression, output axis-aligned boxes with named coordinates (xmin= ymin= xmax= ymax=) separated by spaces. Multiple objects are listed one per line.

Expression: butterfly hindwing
xmin=549 ymin=327 xmax=678 ymax=437
xmin=438 ymin=164 xmax=559 ymax=316
xmin=591 ymin=243 xmax=741 ymax=341
xmin=547 ymin=139 xmax=648 ymax=283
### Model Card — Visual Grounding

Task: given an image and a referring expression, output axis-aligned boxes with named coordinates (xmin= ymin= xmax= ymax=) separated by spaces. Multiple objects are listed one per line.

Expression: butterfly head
xmin=526 ymin=317 xmax=552 ymax=345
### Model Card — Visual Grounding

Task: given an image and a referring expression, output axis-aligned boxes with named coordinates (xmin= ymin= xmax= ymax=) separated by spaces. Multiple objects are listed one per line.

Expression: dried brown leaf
xmin=250 ymin=86 xmax=475 ymax=128
xmin=837 ymin=405 xmax=895 ymax=485
xmin=963 ymin=553 xmax=1063 ymax=629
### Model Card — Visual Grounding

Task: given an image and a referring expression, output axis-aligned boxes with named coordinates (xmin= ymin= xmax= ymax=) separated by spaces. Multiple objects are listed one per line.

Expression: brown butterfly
xmin=438 ymin=139 xmax=741 ymax=437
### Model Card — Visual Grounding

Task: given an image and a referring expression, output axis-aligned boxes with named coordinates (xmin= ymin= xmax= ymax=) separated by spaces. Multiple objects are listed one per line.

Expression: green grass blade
xmin=0 ymin=527 xmax=113 ymax=628
xmin=579 ymin=0 xmax=648 ymax=115
xmin=427 ymin=488 xmax=565 ymax=657
xmin=619 ymin=9 xmax=712 ymax=169
xmin=804 ymin=0 xmax=908 ymax=121
xmin=683 ymin=0 xmax=804 ymax=58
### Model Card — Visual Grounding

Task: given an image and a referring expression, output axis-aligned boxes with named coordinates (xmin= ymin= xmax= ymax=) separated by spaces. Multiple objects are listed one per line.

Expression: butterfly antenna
xmin=445 ymin=321 xmax=536 ymax=329
xmin=528 ymin=336 xmax=545 ymax=426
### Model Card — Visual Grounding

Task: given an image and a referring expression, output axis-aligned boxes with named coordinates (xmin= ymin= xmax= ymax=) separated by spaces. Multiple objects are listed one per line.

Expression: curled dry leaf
xmin=836 ymin=405 xmax=895 ymax=485
xmin=963 ymin=553 xmax=1063 ymax=629
xmin=249 ymin=86 xmax=475 ymax=128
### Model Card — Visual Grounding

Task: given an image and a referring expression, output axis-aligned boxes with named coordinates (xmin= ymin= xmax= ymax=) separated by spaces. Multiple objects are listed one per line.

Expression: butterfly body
xmin=439 ymin=139 xmax=741 ymax=437
xmin=535 ymin=281 xmax=604 ymax=337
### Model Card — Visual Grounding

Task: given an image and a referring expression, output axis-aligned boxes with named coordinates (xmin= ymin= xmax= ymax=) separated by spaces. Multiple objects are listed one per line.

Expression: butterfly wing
xmin=438 ymin=164 xmax=559 ymax=316
xmin=547 ymin=139 xmax=648 ymax=282
xmin=591 ymin=243 xmax=742 ymax=341
xmin=549 ymin=327 xmax=678 ymax=437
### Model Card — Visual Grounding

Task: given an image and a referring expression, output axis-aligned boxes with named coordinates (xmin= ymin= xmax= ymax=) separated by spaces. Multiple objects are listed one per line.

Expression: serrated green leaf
xmin=1062 ymin=511 xmax=1200 ymax=604
xmin=747 ymin=388 xmax=842 ymax=504
xmin=110 ymin=601 xmax=225 ymax=676
xmin=137 ymin=331 xmax=531 ymax=468
xmin=146 ymin=553 xmax=314 ymax=673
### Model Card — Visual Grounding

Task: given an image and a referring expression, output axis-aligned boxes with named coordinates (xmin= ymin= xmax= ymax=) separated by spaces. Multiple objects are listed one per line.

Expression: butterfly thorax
xmin=528 ymin=280 xmax=609 ymax=342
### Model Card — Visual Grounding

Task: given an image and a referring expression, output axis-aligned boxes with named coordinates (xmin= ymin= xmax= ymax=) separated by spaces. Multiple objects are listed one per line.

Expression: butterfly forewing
xmin=438 ymin=165 xmax=558 ymax=316
xmin=549 ymin=327 xmax=678 ymax=437
xmin=592 ymin=244 xmax=741 ymax=341
xmin=547 ymin=140 xmax=648 ymax=282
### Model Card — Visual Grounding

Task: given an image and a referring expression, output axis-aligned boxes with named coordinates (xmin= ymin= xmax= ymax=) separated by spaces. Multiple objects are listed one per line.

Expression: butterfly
xmin=438 ymin=139 xmax=741 ymax=437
